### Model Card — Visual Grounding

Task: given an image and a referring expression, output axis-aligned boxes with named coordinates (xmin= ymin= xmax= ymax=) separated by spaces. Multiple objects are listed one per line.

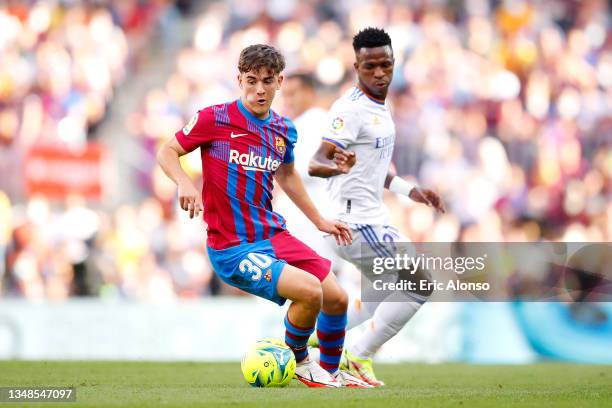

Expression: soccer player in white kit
xmin=309 ymin=28 xmax=445 ymax=387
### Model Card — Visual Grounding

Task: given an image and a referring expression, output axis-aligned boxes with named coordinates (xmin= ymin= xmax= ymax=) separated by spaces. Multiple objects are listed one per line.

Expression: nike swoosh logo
xmin=231 ymin=132 xmax=248 ymax=138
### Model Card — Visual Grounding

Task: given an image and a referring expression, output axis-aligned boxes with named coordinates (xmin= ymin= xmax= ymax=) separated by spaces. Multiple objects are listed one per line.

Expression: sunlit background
xmin=0 ymin=0 xmax=610 ymax=364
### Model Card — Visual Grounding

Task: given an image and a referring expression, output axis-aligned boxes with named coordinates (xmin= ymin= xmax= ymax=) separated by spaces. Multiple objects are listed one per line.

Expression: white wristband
xmin=389 ymin=176 xmax=417 ymax=196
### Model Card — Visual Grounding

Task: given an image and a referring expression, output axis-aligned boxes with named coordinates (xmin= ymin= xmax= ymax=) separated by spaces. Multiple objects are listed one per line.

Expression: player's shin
xmin=347 ymin=298 xmax=378 ymax=330
xmin=349 ymin=267 xmax=432 ymax=359
xmin=284 ymin=312 xmax=315 ymax=363
xmin=350 ymin=299 xmax=420 ymax=359
xmin=316 ymin=311 xmax=347 ymax=373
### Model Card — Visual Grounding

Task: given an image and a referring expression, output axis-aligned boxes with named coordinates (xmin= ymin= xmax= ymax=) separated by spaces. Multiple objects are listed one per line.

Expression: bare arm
xmin=276 ymin=162 xmax=352 ymax=245
xmin=156 ymin=137 xmax=203 ymax=218
xmin=308 ymin=141 xmax=356 ymax=178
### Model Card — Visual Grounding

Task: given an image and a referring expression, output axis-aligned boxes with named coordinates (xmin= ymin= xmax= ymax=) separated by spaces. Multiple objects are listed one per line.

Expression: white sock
xmin=346 ymin=272 xmax=395 ymax=330
xmin=349 ymin=300 xmax=420 ymax=359
xmin=346 ymin=298 xmax=379 ymax=330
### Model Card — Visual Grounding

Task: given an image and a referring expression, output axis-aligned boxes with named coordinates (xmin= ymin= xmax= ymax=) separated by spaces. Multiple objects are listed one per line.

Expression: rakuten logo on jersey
xmin=229 ymin=149 xmax=281 ymax=172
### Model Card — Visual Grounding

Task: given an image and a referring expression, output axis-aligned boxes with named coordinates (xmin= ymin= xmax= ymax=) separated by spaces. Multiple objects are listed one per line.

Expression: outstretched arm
xmin=156 ymin=137 xmax=203 ymax=219
xmin=308 ymin=141 xmax=356 ymax=178
xmin=276 ymin=162 xmax=352 ymax=245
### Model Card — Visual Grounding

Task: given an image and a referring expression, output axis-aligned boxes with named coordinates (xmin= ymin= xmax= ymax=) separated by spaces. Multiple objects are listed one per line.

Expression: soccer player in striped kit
xmin=157 ymin=44 xmax=370 ymax=388
xmin=309 ymin=28 xmax=445 ymax=386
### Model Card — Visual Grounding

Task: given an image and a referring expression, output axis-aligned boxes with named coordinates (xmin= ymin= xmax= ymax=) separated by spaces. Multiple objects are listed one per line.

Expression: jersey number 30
xmin=239 ymin=253 xmax=272 ymax=281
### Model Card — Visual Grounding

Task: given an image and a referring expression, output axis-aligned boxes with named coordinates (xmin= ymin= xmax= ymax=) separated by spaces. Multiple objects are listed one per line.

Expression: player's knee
xmin=300 ymin=279 xmax=323 ymax=310
xmin=335 ymin=287 xmax=349 ymax=312
xmin=323 ymin=286 xmax=348 ymax=314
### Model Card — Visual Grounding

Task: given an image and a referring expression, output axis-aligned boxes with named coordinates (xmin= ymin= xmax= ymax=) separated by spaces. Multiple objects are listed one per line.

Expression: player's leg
xmin=349 ymin=267 xmax=431 ymax=359
xmin=318 ymin=272 xmax=371 ymax=387
xmin=308 ymin=297 xmax=376 ymax=349
xmin=271 ymin=230 xmax=346 ymax=369
xmin=270 ymin=230 xmax=370 ymax=387
xmin=276 ymin=264 xmax=322 ymax=362
xmin=343 ymin=224 xmax=432 ymax=386
xmin=321 ymin=225 xmax=379 ymax=330
xmin=275 ymin=264 xmax=341 ymax=388
xmin=206 ymin=240 xmax=340 ymax=387
xmin=348 ymin=224 xmax=431 ymax=355
xmin=347 ymin=298 xmax=378 ymax=329
xmin=348 ymin=295 xmax=423 ymax=352
xmin=316 ymin=272 xmax=348 ymax=373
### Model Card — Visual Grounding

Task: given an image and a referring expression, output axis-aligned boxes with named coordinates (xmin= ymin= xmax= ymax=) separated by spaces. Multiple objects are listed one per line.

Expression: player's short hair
xmin=285 ymin=72 xmax=317 ymax=90
xmin=238 ymin=44 xmax=286 ymax=74
xmin=352 ymin=27 xmax=392 ymax=52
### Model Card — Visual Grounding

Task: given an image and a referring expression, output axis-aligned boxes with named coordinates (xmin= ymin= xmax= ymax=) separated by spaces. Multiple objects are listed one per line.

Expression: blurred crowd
xmin=0 ymin=0 xmax=180 ymax=199
xmin=1 ymin=0 xmax=610 ymax=299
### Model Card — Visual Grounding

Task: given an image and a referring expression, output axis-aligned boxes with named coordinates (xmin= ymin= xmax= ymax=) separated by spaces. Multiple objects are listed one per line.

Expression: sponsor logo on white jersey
xmin=375 ymin=135 xmax=394 ymax=149
xmin=229 ymin=149 xmax=280 ymax=172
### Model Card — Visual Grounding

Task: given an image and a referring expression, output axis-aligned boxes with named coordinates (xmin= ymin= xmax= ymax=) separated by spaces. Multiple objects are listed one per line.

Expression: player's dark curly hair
xmin=238 ymin=44 xmax=286 ymax=74
xmin=352 ymin=27 xmax=392 ymax=52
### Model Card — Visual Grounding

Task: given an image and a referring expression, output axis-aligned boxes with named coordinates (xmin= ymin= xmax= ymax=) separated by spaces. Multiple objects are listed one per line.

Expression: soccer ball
xmin=241 ymin=338 xmax=296 ymax=387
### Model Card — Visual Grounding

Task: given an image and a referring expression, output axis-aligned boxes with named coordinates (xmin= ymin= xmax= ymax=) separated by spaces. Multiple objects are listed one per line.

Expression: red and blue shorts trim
xmin=206 ymin=231 xmax=331 ymax=305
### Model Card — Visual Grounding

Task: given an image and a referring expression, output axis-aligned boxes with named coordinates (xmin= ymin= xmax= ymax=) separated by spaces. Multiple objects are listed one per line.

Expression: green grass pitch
xmin=0 ymin=361 xmax=610 ymax=407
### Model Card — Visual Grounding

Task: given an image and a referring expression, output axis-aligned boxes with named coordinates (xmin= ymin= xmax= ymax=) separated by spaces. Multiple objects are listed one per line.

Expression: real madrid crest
xmin=275 ymin=136 xmax=286 ymax=156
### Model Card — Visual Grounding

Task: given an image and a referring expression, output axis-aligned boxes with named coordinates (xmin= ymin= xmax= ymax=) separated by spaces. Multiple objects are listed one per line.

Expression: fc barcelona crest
xmin=275 ymin=136 xmax=286 ymax=155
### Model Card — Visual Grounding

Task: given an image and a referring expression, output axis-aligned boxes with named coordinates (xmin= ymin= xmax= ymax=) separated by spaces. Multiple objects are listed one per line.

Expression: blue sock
xmin=284 ymin=314 xmax=314 ymax=363
xmin=316 ymin=312 xmax=347 ymax=373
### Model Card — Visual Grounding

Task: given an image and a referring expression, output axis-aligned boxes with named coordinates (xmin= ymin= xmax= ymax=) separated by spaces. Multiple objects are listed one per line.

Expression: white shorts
xmin=324 ymin=223 xmax=429 ymax=304
xmin=328 ymin=224 xmax=410 ymax=265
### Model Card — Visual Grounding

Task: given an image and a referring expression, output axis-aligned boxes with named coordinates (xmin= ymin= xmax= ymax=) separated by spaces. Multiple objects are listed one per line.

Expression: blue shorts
xmin=207 ymin=231 xmax=331 ymax=306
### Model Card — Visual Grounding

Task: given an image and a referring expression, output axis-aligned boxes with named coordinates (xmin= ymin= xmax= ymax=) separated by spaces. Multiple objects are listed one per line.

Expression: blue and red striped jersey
xmin=175 ymin=99 xmax=297 ymax=250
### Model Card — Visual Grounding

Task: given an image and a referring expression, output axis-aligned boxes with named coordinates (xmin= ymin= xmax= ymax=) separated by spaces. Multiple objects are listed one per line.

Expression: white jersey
xmin=273 ymin=107 xmax=340 ymax=263
xmin=323 ymin=86 xmax=395 ymax=225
